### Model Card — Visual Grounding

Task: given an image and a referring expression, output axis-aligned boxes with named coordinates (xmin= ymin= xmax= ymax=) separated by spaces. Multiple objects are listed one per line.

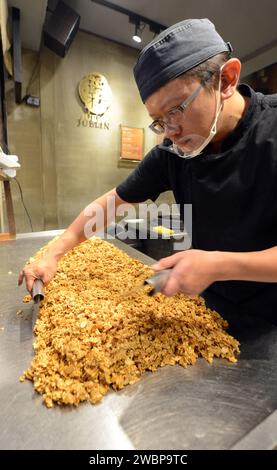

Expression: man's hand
xmin=152 ymin=249 xmax=221 ymax=297
xmin=18 ymin=255 xmax=58 ymax=294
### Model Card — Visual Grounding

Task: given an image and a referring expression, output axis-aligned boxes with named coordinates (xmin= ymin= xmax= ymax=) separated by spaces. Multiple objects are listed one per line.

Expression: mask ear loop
xmin=210 ymin=69 xmax=223 ymax=136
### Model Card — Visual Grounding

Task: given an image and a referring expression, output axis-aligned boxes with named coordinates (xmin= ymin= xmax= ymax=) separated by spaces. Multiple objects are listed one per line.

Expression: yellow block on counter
xmin=152 ymin=225 xmax=174 ymax=235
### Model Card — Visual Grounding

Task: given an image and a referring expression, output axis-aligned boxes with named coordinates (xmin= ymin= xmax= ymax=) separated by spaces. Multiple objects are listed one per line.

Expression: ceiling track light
xmin=90 ymin=1 xmax=166 ymax=45
xmin=132 ymin=24 xmax=142 ymax=43
xmin=132 ymin=22 xmax=145 ymax=43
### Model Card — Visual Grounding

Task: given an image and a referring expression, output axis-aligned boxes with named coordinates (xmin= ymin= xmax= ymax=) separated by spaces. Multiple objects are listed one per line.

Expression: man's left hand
xmin=152 ymin=249 xmax=221 ymax=297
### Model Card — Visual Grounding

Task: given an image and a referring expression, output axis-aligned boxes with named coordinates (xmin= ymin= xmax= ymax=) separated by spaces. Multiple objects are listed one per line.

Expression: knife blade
xmin=31 ymin=279 xmax=44 ymax=329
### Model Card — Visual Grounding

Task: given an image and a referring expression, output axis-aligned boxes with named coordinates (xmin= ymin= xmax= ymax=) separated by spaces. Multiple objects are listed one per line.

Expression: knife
xmin=31 ymin=279 xmax=44 ymax=329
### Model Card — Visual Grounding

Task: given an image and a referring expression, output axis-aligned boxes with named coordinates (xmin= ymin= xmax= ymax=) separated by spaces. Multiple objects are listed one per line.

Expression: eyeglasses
xmin=149 ymin=83 xmax=203 ymax=135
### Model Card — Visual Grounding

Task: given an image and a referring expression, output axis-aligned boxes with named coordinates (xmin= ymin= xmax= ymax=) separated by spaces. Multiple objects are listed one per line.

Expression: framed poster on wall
xmin=120 ymin=125 xmax=144 ymax=162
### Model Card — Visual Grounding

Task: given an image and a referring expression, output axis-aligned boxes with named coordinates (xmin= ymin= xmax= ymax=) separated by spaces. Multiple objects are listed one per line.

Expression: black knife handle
xmin=31 ymin=279 xmax=44 ymax=303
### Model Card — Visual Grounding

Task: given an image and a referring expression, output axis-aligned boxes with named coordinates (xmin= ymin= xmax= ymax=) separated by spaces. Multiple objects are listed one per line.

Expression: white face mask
xmin=169 ymin=73 xmax=223 ymax=159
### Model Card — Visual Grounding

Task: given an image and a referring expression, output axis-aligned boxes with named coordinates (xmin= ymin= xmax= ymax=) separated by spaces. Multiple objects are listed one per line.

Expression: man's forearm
xmin=43 ymin=188 xmax=128 ymax=261
xmin=215 ymin=246 xmax=277 ymax=283
xmin=43 ymin=230 xmax=83 ymax=262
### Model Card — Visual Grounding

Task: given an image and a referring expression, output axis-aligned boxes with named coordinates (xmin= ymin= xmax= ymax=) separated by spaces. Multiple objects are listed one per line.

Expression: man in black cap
xmin=19 ymin=19 xmax=277 ymax=326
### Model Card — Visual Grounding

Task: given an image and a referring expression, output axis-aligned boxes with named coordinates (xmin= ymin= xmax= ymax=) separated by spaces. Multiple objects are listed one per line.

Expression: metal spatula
xmin=143 ymin=269 xmax=172 ymax=296
xmin=125 ymin=269 xmax=172 ymax=298
xmin=31 ymin=279 xmax=44 ymax=328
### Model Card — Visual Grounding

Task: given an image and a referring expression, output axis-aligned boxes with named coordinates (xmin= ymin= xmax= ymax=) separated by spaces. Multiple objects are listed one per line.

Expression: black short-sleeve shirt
xmin=116 ymin=85 xmax=277 ymax=322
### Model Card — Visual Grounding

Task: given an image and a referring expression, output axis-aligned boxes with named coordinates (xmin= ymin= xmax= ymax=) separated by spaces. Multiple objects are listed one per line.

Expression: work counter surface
xmin=0 ymin=232 xmax=276 ymax=450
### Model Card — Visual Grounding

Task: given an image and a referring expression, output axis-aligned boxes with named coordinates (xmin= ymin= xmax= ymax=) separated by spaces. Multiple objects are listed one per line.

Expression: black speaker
xmin=43 ymin=1 xmax=80 ymax=58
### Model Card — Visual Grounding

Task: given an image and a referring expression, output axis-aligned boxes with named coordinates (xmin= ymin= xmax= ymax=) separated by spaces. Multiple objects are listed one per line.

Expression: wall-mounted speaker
xmin=43 ymin=1 xmax=80 ymax=58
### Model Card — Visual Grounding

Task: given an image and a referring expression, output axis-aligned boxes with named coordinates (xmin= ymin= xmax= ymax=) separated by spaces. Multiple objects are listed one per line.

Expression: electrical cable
xmin=13 ymin=177 xmax=34 ymax=232
xmin=1 ymin=143 xmax=34 ymax=232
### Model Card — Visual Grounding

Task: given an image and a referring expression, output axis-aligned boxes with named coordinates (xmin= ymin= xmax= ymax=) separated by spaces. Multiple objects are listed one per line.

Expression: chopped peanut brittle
xmin=20 ymin=237 xmax=240 ymax=407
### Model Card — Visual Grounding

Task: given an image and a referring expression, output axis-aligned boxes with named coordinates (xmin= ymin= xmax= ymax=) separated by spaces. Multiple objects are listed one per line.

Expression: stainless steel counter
xmin=0 ymin=232 xmax=277 ymax=450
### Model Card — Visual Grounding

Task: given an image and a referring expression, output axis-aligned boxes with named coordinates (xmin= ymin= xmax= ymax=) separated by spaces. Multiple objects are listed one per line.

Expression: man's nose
xmin=164 ymin=122 xmax=181 ymax=139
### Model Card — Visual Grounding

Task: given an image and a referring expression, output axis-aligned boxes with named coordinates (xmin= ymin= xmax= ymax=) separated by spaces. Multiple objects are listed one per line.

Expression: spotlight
xmin=132 ymin=24 xmax=142 ymax=43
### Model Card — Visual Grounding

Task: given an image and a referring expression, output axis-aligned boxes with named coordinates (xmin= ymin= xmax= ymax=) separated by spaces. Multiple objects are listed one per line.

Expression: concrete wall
xmin=6 ymin=31 xmax=161 ymax=233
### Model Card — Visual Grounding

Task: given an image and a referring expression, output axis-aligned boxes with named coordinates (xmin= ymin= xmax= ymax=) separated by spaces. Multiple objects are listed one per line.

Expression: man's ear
xmin=220 ymin=58 xmax=241 ymax=99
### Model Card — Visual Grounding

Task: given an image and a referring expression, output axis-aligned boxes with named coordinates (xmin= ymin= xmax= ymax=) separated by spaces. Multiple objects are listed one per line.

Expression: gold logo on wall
xmin=78 ymin=72 xmax=112 ymax=116
xmin=77 ymin=72 xmax=111 ymax=130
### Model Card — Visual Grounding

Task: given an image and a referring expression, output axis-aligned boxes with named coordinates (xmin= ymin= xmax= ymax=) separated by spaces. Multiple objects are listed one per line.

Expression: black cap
xmin=134 ymin=18 xmax=233 ymax=102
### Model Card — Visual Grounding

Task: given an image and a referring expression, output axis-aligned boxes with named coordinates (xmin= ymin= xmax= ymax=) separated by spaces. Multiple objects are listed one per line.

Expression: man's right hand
xmin=18 ymin=255 xmax=58 ymax=294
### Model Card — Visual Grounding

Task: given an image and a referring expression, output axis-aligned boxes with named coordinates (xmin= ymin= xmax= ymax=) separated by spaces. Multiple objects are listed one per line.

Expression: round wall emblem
xmin=78 ymin=72 xmax=112 ymax=115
